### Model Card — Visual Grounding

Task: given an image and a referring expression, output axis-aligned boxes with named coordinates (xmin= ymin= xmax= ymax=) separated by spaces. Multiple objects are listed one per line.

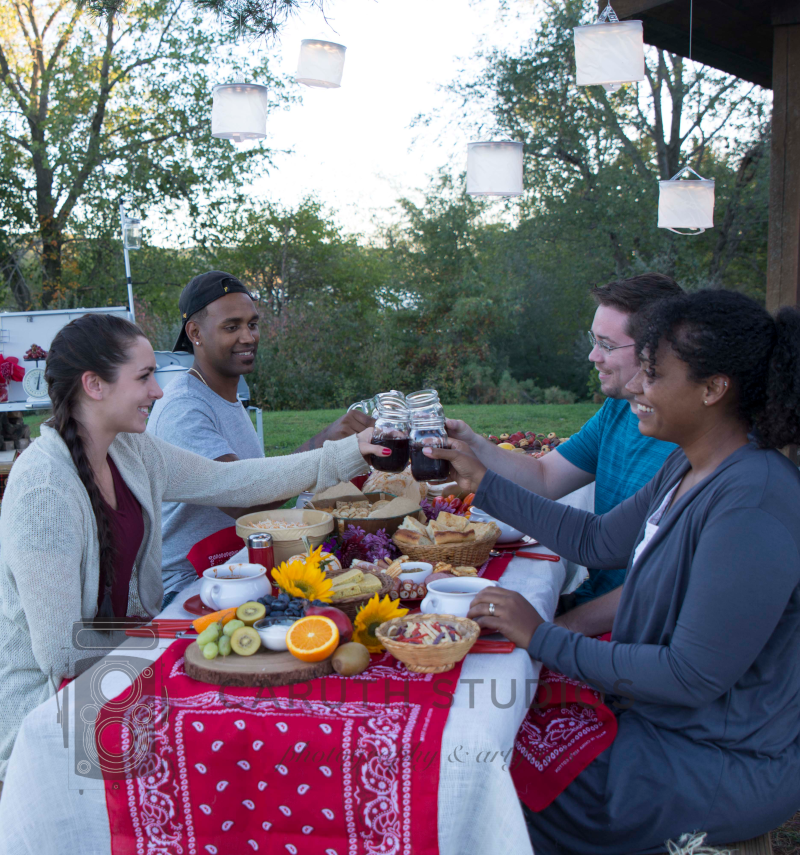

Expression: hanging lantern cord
xmin=597 ymin=3 xmax=619 ymax=24
xmin=688 ymin=0 xmax=694 ymax=60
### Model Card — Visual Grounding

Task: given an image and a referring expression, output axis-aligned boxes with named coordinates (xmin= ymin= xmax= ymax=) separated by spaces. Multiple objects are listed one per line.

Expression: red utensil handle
xmin=470 ymin=639 xmax=515 ymax=654
xmin=515 ymin=551 xmax=560 ymax=562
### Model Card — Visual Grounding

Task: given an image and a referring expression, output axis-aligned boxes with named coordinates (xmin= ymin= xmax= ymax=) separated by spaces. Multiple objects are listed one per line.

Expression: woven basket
xmin=312 ymin=492 xmax=419 ymax=538
xmin=392 ymin=517 xmax=501 ymax=568
xmin=376 ymin=614 xmax=480 ymax=673
xmin=325 ymin=567 xmax=397 ymax=623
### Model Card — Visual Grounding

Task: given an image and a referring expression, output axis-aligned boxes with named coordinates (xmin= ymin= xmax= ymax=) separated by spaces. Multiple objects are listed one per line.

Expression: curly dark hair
xmin=635 ymin=290 xmax=800 ymax=449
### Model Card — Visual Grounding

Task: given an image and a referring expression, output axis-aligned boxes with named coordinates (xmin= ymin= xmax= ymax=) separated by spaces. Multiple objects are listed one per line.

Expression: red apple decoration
xmin=303 ymin=604 xmax=353 ymax=643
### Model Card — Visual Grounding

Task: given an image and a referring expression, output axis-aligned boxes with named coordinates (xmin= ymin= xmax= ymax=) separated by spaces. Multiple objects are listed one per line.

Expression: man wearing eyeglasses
xmin=447 ymin=273 xmax=683 ymax=610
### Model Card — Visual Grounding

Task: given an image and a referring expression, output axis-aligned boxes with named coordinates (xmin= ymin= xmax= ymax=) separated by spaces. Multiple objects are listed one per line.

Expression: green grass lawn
xmin=23 ymin=403 xmax=601 ymax=450
xmin=249 ymin=403 xmax=600 ymax=457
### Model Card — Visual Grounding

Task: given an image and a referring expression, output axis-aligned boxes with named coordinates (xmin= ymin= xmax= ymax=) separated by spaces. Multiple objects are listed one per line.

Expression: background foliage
xmin=0 ymin=0 xmax=771 ymax=410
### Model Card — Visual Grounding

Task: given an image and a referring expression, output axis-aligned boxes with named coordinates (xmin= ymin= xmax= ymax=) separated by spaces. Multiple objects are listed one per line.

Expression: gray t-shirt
xmin=147 ymin=373 xmax=263 ymax=594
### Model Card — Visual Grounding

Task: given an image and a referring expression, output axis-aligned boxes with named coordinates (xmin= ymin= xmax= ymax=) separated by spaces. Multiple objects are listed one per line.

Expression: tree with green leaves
xmin=451 ymin=0 xmax=770 ymax=294
xmin=0 ymin=0 xmax=288 ymax=308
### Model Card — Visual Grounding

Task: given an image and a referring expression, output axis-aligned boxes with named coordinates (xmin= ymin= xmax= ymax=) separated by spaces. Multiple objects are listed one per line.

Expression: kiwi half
xmin=230 ymin=626 xmax=261 ymax=656
xmin=236 ymin=602 xmax=266 ymax=626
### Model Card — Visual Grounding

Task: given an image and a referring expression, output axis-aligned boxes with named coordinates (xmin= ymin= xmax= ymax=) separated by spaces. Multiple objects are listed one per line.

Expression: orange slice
xmin=286 ymin=616 xmax=339 ymax=663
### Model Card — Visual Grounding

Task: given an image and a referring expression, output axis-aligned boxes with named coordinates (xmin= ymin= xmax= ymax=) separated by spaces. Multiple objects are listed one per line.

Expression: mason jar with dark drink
xmin=369 ymin=397 xmax=411 ymax=473
xmin=408 ymin=390 xmax=450 ymax=483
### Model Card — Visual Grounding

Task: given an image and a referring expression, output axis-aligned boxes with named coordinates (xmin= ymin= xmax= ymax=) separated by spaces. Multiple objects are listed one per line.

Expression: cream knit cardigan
xmin=0 ymin=424 xmax=367 ymax=779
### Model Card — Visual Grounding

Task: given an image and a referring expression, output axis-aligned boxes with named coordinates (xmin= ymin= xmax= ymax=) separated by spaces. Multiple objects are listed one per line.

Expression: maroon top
xmin=97 ymin=456 xmax=145 ymax=619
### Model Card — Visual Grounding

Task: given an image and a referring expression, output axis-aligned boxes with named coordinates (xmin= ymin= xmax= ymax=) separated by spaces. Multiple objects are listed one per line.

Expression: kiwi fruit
xmin=230 ymin=626 xmax=261 ymax=656
xmin=218 ymin=635 xmax=232 ymax=657
xmin=202 ymin=641 xmax=219 ymax=660
xmin=196 ymin=623 xmax=220 ymax=648
xmin=223 ymin=619 xmax=245 ymax=637
xmin=331 ymin=642 xmax=370 ymax=676
xmin=236 ymin=602 xmax=266 ymax=626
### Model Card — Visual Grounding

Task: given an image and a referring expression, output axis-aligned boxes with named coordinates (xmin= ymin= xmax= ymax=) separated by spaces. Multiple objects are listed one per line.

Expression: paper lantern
xmin=211 ymin=82 xmax=269 ymax=142
xmin=466 ymin=141 xmax=524 ymax=197
xmin=658 ymin=167 xmax=715 ymax=235
xmin=573 ymin=5 xmax=644 ymax=89
xmin=295 ymin=39 xmax=346 ymax=88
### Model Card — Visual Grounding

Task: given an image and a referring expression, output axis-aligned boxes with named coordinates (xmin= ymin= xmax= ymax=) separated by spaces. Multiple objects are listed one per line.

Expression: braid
xmin=43 ymin=313 xmax=144 ymax=593
xmin=49 ymin=405 xmax=117 ymax=587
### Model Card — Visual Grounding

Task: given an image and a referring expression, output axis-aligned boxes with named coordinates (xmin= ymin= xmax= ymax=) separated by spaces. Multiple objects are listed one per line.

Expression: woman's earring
xmin=704 ymin=401 xmax=709 ymax=406
xmin=195 ymin=342 xmax=200 ymax=346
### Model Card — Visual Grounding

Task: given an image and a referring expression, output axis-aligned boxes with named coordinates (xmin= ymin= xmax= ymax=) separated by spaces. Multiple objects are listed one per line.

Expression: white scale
xmin=22 ymin=367 xmax=49 ymax=403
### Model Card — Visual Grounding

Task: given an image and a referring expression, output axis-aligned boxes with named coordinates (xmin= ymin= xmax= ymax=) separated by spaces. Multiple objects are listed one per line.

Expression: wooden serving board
xmin=184 ymin=641 xmax=334 ymax=688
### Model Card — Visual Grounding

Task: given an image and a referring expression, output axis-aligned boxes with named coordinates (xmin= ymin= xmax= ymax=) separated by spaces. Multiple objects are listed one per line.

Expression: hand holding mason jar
xmin=354 ymin=389 xmax=452 ymax=483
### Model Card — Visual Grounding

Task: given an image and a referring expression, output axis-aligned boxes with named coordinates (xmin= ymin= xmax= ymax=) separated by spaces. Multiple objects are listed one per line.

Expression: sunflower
xmin=353 ymin=594 xmax=409 ymax=653
xmin=271 ymin=556 xmax=334 ymax=602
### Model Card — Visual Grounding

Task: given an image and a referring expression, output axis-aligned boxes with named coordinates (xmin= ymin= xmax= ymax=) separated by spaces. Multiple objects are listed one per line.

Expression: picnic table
xmin=0 ymin=489 xmax=594 ymax=855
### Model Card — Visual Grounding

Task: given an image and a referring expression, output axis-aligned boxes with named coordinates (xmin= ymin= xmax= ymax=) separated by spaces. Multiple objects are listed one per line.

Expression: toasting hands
xmin=422 ymin=440 xmax=488 ymax=494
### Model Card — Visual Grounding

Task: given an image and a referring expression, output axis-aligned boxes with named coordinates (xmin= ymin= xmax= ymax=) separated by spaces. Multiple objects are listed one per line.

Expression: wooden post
xmin=767 ymin=21 xmax=800 ymax=466
xmin=767 ymin=24 xmax=800 ymax=313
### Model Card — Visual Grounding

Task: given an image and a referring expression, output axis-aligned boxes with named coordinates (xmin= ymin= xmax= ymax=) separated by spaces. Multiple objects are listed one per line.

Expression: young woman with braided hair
xmin=0 ymin=313 xmax=384 ymax=781
xmin=426 ymin=290 xmax=800 ymax=852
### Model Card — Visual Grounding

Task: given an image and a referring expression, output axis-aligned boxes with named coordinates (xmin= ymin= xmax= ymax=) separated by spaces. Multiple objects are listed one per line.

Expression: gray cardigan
xmin=475 ymin=443 xmax=800 ymax=853
xmin=0 ymin=426 xmax=367 ymax=780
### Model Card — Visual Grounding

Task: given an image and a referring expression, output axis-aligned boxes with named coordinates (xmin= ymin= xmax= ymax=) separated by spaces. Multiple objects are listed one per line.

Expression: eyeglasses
xmin=587 ymin=330 xmax=636 ymax=354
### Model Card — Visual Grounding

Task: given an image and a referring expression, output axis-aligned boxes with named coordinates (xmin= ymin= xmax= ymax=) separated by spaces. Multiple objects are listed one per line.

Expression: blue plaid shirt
xmin=557 ymin=397 xmax=677 ymax=602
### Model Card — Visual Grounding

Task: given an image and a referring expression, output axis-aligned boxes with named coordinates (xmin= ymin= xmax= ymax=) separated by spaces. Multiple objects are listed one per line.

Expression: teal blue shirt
xmin=557 ymin=397 xmax=677 ymax=602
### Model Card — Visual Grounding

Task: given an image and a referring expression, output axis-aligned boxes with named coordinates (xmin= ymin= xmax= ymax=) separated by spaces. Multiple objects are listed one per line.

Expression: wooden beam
xmin=767 ymin=24 xmax=800 ymax=312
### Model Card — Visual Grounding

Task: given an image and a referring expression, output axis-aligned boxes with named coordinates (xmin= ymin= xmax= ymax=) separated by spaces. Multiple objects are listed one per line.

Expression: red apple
xmin=303 ymin=604 xmax=353 ymax=643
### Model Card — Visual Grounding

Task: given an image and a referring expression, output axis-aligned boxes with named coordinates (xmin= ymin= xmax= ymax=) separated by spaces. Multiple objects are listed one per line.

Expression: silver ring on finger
xmin=488 ymin=602 xmax=495 ymax=616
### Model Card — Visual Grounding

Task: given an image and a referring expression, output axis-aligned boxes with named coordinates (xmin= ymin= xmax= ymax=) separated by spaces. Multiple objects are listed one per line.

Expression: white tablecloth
xmin=0 ymin=486 xmax=595 ymax=855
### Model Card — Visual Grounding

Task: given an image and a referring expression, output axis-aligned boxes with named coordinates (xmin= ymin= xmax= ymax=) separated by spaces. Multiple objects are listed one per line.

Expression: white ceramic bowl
xmin=470 ymin=508 xmax=523 ymax=544
xmin=254 ymin=618 xmax=295 ymax=651
xmin=397 ymin=562 xmax=433 ymax=584
xmin=420 ymin=577 xmax=497 ymax=618
xmin=199 ymin=563 xmax=271 ymax=611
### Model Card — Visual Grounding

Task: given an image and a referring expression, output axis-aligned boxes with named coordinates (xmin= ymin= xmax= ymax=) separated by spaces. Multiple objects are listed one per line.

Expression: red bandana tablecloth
xmin=511 ymin=636 xmax=618 ymax=812
xmin=97 ymin=640 xmax=466 ymax=855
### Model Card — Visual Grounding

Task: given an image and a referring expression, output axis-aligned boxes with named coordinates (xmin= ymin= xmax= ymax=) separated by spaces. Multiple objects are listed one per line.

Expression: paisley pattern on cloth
xmin=511 ymin=637 xmax=618 ymax=812
xmin=97 ymin=640 xmax=464 ymax=855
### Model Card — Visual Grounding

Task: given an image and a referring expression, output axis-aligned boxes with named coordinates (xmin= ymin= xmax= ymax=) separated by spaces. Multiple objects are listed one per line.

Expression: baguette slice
xmin=432 ymin=529 xmax=476 ymax=546
xmin=436 ymin=511 xmax=469 ymax=532
xmin=401 ymin=515 xmax=430 ymax=536
xmin=394 ymin=529 xmax=429 ymax=548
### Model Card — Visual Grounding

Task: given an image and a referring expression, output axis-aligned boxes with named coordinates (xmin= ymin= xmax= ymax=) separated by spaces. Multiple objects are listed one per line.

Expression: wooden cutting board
xmin=184 ymin=641 xmax=334 ymax=688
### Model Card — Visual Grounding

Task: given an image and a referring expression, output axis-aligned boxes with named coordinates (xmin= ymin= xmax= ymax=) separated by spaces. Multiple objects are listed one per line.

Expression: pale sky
xmin=238 ymin=0 xmax=538 ymax=235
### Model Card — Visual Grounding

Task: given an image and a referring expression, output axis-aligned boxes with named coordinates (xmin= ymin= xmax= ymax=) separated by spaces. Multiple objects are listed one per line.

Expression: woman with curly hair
xmin=426 ymin=290 xmax=800 ymax=853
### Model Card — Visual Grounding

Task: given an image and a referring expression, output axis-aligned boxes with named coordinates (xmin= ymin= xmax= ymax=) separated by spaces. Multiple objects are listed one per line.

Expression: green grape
xmin=196 ymin=623 xmax=220 ymax=648
xmin=223 ymin=619 xmax=245 ymax=637
xmin=202 ymin=641 xmax=219 ymax=660
xmin=218 ymin=636 xmax=232 ymax=657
